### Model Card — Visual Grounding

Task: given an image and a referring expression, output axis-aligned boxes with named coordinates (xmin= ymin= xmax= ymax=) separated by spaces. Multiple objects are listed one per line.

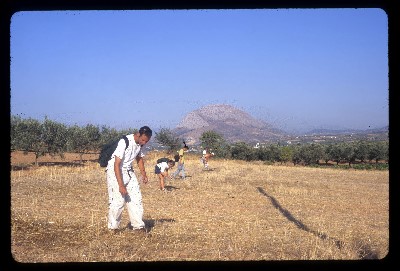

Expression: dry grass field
xmin=10 ymin=150 xmax=389 ymax=263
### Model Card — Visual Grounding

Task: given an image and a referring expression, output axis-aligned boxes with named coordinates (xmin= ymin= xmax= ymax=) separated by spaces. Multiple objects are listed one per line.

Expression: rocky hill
xmin=172 ymin=104 xmax=287 ymax=145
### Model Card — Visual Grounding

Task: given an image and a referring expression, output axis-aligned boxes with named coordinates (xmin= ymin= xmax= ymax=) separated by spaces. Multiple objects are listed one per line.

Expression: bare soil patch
xmin=11 ymin=151 xmax=99 ymax=167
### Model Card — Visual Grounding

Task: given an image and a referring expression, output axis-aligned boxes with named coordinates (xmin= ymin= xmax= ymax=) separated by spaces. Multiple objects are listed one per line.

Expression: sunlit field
xmin=10 ymin=151 xmax=389 ymax=262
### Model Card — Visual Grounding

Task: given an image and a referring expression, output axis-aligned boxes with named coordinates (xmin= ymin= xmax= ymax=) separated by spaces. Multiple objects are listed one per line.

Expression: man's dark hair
xmin=139 ymin=126 xmax=152 ymax=137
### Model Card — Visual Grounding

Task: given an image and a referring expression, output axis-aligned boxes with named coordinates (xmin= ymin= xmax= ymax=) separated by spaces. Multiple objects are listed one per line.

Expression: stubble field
xmin=10 ymin=151 xmax=389 ymax=263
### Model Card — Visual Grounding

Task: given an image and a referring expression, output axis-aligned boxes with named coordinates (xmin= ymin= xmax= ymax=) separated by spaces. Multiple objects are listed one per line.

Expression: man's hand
xmin=119 ymin=184 xmax=128 ymax=196
xmin=137 ymin=157 xmax=148 ymax=184
xmin=141 ymin=175 xmax=149 ymax=184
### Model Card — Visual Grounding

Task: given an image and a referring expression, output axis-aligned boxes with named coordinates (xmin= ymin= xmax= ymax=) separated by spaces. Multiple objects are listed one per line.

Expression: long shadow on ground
xmin=257 ymin=187 xmax=368 ymax=256
xmin=256 ymin=187 xmax=379 ymax=259
xmin=143 ymin=218 xmax=176 ymax=232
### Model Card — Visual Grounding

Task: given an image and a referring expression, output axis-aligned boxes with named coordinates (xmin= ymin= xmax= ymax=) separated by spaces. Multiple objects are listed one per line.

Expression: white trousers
xmin=106 ymin=168 xmax=145 ymax=230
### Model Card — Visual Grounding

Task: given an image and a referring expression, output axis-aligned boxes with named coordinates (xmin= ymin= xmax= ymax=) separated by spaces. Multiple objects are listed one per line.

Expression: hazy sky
xmin=10 ymin=8 xmax=388 ymax=133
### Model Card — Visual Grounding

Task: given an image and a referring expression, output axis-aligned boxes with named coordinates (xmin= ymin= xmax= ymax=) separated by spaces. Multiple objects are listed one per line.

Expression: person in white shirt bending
xmin=155 ymin=158 xmax=175 ymax=191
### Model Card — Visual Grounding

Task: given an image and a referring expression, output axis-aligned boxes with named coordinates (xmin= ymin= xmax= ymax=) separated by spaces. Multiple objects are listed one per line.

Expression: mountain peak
xmin=174 ymin=104 xmax=285 ymax=145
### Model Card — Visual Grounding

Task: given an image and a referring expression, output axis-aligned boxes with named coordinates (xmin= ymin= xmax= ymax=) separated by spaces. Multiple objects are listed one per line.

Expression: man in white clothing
xmin=106 ymin=126 xmax=152 ymax=234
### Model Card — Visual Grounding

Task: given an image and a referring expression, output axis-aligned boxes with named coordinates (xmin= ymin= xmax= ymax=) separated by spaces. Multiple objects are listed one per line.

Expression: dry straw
xmin=11 ymin=151 xmax=388 ymax=262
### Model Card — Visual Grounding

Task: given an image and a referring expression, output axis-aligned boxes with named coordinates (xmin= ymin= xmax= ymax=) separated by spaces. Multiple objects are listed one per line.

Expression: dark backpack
xmin=98 ymin=136 xmax=129 ymax=167
xmin=174 ymin=153 xmax=180 ymax=162
xmin=156 ymin=157 xmax=169 ymax=164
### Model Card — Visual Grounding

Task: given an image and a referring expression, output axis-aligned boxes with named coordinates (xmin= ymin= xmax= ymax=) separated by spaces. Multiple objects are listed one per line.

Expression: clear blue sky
xmin=10 ymin=8 xmax=388 ymax=134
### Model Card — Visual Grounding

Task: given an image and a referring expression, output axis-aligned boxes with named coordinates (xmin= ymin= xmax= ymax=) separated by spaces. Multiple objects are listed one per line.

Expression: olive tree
xmin=154 ymin=127 xmax=181 ymax=154
xmin=353 ymin=140 xmax=370 ymax=163
xmin=99 ymin=126 xmax=136 ymax=147
xmin=42 ymin=117 xmax=69 ymax=158
xmin=230 ymin=141 xmax=255 ymax=161
xmin=11 ymin=117 xmax=45 ymax=166
xmin=199 ymin=130 xmax=230 ymax=158
xmin=11 ymin=116 xmax=68 ymax=166
xmin=299 ymin=143 xmax=325 ymax=165
xmin=326 ymin=143 xmax=343 ymax=165
xmin=67 ymin=124 xmax=101 ymax=163
xmin=279 ymin=145 xmax=293 ymax=164
xmin=368 ymin=141 xmax=388 ymax=163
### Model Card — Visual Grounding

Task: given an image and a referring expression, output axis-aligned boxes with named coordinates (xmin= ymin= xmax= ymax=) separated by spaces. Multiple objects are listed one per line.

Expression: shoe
xmin=127 ymin=223 xmax=151 ymax=236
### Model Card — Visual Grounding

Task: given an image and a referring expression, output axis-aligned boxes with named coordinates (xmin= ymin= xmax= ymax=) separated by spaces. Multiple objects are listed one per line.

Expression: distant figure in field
xmin=155 ymin=158 xmax=175 ymax=191
xmin=201 ymin=148 xmax=214 ymax=170
xmin=171 ymin=143 xmax=189 ymax=180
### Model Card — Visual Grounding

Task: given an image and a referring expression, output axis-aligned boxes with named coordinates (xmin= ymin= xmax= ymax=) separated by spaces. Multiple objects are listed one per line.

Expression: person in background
xmin=200 ymin=148 xmax=208 ymax=168
xmin=171 ymin=143 xmax=189 ymax=180
xmin=106 ymin=126 xmax=152 ymax=235
xmin=201 ymin=148 xmax=214 ymax=170
xmin=155 ymin=158 xmax=175 ymax=191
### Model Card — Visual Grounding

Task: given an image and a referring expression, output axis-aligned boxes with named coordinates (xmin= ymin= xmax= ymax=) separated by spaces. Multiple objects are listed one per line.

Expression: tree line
xmin=232 ymin=140 xmax=388 ymax=167
xmin=142 ymin=126 xmax=389 ymax=169
xmin=11 ymin=115 xmax=388 ymax=168
xmin=11 ymin=115 xmax=136 ymax=166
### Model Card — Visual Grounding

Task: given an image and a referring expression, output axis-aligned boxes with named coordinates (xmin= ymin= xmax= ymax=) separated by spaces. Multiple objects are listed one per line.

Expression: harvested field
xmin=10 ymin=151 xmax=389 ymax=262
